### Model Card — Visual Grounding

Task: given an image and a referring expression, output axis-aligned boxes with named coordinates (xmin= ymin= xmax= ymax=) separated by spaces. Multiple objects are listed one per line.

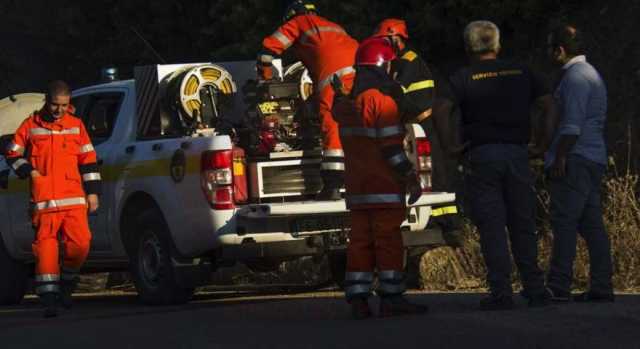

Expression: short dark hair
xmin=549 ymin=24 xmax=584 ymax=57
xmin=46 ymin=80 xmax=71 ymax=100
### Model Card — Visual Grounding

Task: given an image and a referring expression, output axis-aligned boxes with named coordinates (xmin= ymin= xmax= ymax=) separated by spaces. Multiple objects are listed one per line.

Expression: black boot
xmin=60 ymin=278 xmax=78 ymax=309
xmin=316 ymin=170 xmax=343 ymax=201
xmin=41 ymin=293 xmax=58 ymax=318
xmin=317 ymin=187 xmax=341 ymax=201
xmin=349 ymin=297 xmax=372 ymax=320
xmin=573 ymin=291 xmax=615 ymax=303
xmin=479 ymin=293 xmax=514 ymax=311
xmin=379 ymin=295 xmax=429 ymax=317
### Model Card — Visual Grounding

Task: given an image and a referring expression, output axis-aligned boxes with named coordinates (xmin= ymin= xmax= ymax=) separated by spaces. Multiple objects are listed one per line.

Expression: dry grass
xmin=603 ymin=174 xmax=640 ymax=290
xmin=419 ymin=225 xmax=484 ymax=291
xmin=210 ymin=256 xmax=330 ymax=286
xmin=419 ymin=172 xmax=640 ymax=292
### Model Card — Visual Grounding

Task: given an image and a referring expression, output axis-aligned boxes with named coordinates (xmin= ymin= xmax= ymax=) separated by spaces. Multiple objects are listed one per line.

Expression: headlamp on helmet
xmin=283 ymin=1 xmax=317 ymax=22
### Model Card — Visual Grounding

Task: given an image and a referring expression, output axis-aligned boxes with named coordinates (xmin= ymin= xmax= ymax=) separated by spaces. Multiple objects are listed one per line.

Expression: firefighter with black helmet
xmin=373 ymin=19 xmax=463 ymax=248
xmin=257 ymin=1 xmax=359 ymax=200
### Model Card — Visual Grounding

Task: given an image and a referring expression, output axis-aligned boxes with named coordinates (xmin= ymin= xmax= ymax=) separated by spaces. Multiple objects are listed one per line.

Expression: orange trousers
xmin=32 ymin=208 xmax=92 ymax=277
xmin=346 ymin=208 xmax=405 ymax=272
xmin=317 ymin=73 xmax=354 ymax=151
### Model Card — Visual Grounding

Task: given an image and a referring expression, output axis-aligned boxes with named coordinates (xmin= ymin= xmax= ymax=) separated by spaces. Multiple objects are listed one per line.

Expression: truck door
xmin=1 ymin=94 xmax=45 ymax=257
xmin=71 ymin=91 xmax=126 ymax=252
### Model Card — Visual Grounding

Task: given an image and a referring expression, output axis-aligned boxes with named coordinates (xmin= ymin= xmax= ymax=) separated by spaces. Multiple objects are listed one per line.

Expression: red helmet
xmin=355 ymin=37 xmax=397 ymax=67
xmin=373 ymin=18 xmax=409 ymax=39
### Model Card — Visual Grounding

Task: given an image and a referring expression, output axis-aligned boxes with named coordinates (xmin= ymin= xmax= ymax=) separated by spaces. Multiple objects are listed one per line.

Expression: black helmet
xmin=283 ymin=1 xmax=317 ymax=22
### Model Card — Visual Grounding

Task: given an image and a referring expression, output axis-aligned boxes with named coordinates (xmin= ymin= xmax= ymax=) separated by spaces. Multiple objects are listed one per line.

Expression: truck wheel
xmin=129 ymin=209 xmax=194 ymax=305
xmin=0 ymin=237 xmax=28 ymax=305
xmin=328 ymin=251 xmax=347 ymax=289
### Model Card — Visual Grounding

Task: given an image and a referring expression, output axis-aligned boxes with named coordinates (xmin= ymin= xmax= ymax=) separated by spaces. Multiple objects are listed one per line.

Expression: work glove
xmin=331 ymin=74 xmax=355 ymax=119
xmin=331 ymin=74 xmax=349 ymax=97
xmin=256 ymin=63 xmax=274 ymax=81
xmin=406 ymin=171 xmax=422 ymax=205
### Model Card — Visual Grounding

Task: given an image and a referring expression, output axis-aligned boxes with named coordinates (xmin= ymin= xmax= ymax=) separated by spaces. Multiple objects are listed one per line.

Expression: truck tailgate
xmin=408 ymin=192 xmax=456 ymax=207
xmin=238 ymin=192 xmax=455 ymax=218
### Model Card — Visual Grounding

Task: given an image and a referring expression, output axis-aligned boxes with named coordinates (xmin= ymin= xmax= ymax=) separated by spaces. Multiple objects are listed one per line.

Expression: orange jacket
xmin=334 ymin=88 xmax=414 ymax=210
xmin=5 ymin=110 xmax=101 ymax=213
xmin=259 ymin=14 xmax=358 ymax=90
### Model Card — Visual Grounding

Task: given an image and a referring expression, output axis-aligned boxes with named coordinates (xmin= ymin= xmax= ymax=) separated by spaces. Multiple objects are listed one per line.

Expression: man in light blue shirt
xmin=544 ymin=24 xmax=613 ymax=302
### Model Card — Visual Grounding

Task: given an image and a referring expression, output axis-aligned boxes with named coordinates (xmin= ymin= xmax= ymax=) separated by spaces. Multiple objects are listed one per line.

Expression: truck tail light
xmin=415 ymin=137 xmax=432 ymax=192
xmin=232 ymin=147 xmax=248 ymax=204
xmin=201 ymin=149 xmax=235 ymax=210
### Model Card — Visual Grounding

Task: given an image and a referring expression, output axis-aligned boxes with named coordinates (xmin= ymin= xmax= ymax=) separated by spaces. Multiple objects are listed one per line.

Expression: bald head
xmin=45 ymin=80 xmax=71 ymax=119
xmin=46 ymin=80 xmax=71 ymax=102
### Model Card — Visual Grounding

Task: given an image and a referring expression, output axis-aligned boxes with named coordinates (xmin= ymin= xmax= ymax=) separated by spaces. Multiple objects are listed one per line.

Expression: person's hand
xmin=331 ymin=74 xmax=347 ymax=96
xmin=87 ymin=194 xmax=99 ymax=213
xmin=30 ymin=170 xmax=42 ymax=178
xmin=256 ymin=63 xmax=273 ymax=81
xmin=550 ymin=155 xmax=567 ymax=178
xmin=406 ymin=173 xmax=422 ymax=205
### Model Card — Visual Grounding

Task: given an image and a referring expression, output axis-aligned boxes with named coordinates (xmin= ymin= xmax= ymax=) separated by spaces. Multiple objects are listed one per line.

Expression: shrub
xmin=419 ymin=171 xmax=640 ymax=292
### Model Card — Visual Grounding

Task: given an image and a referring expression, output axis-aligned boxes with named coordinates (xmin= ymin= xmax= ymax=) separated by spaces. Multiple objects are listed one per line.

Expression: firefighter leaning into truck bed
xmin=331 ymin=37 xmax=428 ymax=319
xmin=372 ymin=18 xmax=463 ymax=247
xmin=257 ymin=0 xmax=358 ymax=200
xmin=5 ymin=80 xmax=101 ymax=318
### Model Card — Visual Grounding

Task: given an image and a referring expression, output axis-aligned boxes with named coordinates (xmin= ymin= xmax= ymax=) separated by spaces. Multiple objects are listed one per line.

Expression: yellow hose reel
xmin=170 ymin=64 xmax=237 ymax=121
xmin=283 ymin=62 xmax=313 ymax=101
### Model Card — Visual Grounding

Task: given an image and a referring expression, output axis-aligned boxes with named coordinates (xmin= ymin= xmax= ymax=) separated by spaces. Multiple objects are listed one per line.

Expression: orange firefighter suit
xmin=6 ymin=110 xmax=101 ymax=296
xmin=333 ymin=85 xmax=416 ymax=300
xmin=259 ymin=13 xmax=358 ymax=173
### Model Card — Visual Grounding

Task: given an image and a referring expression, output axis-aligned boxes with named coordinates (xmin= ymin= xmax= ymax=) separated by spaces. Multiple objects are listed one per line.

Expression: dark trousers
xmin=464 ymin=144 xmax=544 ymax=296
xmin=547 ymin=155 xmax=613 ymax=294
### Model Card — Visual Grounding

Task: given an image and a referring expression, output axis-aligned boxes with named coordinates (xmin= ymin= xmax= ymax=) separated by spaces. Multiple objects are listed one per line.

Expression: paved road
xmin=1 ymin=291 xmax=639 ymax=349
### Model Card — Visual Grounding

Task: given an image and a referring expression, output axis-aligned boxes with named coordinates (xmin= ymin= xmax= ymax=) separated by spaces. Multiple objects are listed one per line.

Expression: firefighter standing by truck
xmin=372 ymin=19 xmax=462 ymax=247
xmin=5 ymin=81 xmax=101 ymax=318
xmin=257 ymin=0 xmax=358 ymax=200
xmin=332 ymin=37 xmax=428 ymax=319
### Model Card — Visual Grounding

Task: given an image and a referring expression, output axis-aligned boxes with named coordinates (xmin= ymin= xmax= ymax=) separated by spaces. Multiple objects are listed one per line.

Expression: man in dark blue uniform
xmin=440 ymin=21 xmax=556 ymax=310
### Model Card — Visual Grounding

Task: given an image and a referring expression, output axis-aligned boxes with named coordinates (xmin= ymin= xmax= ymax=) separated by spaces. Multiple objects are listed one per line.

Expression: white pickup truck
xmin=0 ymin=61 xmax=455 ymax=305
